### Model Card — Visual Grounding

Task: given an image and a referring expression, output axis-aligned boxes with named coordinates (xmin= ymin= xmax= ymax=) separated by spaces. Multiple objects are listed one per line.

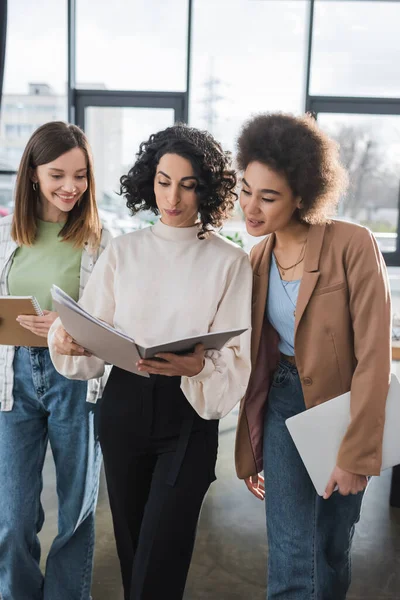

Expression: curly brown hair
xmin=120 ymin=124 xmax=237 ymax=238
xmin=236 ymin=113 xmax=348 ymax=224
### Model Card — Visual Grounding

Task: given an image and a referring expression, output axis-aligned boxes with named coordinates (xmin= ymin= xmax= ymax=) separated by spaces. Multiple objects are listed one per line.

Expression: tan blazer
xmin=235 ymin=220 xmax=392 ymax=479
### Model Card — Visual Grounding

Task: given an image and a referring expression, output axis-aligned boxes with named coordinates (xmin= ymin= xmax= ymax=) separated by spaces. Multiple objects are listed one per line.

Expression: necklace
xmin=274 ymin=239 xmax=307 ymax=277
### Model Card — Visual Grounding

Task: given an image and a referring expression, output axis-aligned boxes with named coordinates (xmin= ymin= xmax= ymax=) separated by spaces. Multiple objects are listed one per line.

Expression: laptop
xmin=285 ymin=374 xmax=400 ymax=496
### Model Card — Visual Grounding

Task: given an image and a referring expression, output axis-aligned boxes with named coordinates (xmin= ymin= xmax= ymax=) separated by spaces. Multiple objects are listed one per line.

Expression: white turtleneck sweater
xmin=48 ymin=220 xmax=252 ymax=420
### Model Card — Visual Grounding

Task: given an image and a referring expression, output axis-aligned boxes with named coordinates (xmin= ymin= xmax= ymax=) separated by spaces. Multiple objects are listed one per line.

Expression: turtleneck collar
xmin=151 ymin=219 xmax=201 ymax=242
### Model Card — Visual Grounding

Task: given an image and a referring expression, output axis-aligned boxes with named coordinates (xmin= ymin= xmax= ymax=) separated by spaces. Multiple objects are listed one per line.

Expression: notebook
xmin=0 ymin=296 xmax=47 ymax=347
xmin=285 ymin=374 xmax=400 ymax=496
xmin=51 ymin=285 xmax=247 ymax=377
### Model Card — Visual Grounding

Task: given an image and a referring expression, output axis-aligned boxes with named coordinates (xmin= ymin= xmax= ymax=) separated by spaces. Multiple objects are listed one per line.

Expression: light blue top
xmin=267 ymin=254 xmax=301 ymax=356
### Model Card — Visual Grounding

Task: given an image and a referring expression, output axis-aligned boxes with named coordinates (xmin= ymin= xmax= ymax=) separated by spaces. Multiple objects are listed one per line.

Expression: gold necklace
xmin=274 ymin=239 xmax=307 ymax=277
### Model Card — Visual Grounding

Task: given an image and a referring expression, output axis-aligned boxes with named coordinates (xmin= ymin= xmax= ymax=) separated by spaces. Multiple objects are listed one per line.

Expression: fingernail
xmin=323 ymin=493 xmax=327 ymax=500
xmin=16 ymin=317 xmax=20 ymax=321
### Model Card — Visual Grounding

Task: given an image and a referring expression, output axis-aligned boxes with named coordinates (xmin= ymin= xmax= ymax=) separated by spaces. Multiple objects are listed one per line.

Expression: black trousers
xmin=98 ymin=367 xmax=219 ymax=600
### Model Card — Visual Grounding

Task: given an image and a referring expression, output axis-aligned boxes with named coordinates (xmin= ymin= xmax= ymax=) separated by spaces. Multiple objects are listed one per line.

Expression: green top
xmin=8 ymin=219 xmax=82 ymax=311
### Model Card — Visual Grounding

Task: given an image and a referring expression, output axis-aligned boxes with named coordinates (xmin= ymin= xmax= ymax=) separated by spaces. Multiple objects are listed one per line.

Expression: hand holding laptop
xmin=323 ymin=466 xmax=368 ymax=500
xmin=285 ymin=374 xmax=400 ymax=497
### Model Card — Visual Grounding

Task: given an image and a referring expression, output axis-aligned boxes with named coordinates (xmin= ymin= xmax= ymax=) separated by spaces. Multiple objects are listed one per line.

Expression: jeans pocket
xmin=271 ymin=363 xmax=291 ymax=388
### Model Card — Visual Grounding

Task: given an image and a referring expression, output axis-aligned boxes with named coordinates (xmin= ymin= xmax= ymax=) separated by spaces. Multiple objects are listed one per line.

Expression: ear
xmin=296 ymin=196 xmax=303 ymax=210
xmin=29 ymin=168 xmax=38 ymax=184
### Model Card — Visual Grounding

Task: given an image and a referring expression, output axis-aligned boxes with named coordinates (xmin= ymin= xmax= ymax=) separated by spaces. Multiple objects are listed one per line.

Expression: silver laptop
xmin=285 ymin=374 xmax=400 ymax=496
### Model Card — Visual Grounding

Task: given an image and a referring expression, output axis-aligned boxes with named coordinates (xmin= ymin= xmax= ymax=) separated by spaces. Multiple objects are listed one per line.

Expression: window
xmin=5 ymin=124 xmax=34 ymax=137
xmin=189 ymin=0 xmax=309 ymax=152
xmin=76 ymin=0 xmax=188 ymax=92
xmin=85 ymin=106 xmax=175 ymax=220
xmin=3 ymin=0 xmax=67 ymax=96
xmin=1 ymin=0 xmax=67 ymax=170
xmin=310 ymin=0 xmax=400 ymax=98
xmin=0 ymin=173 xmax=16 ymax=213
xmin=318 ymin=113 xmax=400 ymax=255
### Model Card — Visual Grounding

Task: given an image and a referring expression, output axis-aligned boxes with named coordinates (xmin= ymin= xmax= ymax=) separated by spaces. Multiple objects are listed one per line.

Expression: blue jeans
xmin=264 ymin=359 xmax=364 ymax=600
xmin=0 ymin=347 xmax=102 ymax=600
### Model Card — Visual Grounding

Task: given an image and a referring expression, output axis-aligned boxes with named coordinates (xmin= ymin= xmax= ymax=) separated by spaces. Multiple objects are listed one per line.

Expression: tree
xmin=327 ymin=124 xmax=398 ymax=220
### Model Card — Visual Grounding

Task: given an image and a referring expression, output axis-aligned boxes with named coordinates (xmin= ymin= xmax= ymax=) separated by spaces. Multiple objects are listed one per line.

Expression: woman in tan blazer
xmin=234 ymin=113 xmax=392 ymax=600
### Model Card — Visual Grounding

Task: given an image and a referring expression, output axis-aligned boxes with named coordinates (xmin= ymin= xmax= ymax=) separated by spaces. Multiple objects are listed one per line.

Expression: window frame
xmin=305 ymin=0 xmax=400 ymax=266
xmin=67 ymin=0 xmax=192 ymax=125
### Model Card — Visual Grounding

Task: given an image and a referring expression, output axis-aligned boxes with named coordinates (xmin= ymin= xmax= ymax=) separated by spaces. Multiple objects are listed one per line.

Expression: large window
xmin=310 ymin=0 xmax=400 ymax=98
xmin=76 ymin=0 xmax=189 ymax=92
xmin=0 ymin=0 xmax=67 ymax=210
xmin=2 ymin=0 xmax=400 ymax=265
xmin=84 ymin=106 xmax=175 ymax=220
xmin=74 ymin=0 xmax=189 ymax=226
xmin=318 ymin=113 xmax=400 ymax=253
xmin=189 ymin=0 xmax=309 ymax=152
xmin=307 ymin=1 xmax=400 ymax=265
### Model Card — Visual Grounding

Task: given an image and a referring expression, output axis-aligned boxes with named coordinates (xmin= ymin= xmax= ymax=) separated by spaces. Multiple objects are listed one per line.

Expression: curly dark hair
xmin=120 ymin=124 xmax=237 ymax=238
xmin=236 ymin=113 xmax=348 ymax=224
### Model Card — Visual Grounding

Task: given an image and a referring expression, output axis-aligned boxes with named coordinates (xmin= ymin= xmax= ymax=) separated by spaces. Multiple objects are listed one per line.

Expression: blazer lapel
xmin=294 ymin=224 xmax=326 ymax=335
xmin=251 ymin=234 xmax=275 ymax=366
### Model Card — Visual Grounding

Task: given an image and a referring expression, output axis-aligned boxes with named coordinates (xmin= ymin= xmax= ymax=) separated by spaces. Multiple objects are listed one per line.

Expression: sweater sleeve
xmin=48 ymin=241 xmax=117 ymax=381
xmin=180 ymin=253 xmax=253 ymax=420
xmin=336 ymin=227 xmax=392 ymax=475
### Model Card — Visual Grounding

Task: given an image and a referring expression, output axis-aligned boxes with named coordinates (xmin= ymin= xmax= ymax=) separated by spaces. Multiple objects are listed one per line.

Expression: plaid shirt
xmin=0 ymin=214 xmax=112 ymax=411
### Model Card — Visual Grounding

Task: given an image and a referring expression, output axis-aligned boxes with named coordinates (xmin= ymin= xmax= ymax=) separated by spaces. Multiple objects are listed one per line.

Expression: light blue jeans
xmin=264 ymin=359 xmax=365 ymax=600
xmin=0 ymin=347 xmax=102 ymax=600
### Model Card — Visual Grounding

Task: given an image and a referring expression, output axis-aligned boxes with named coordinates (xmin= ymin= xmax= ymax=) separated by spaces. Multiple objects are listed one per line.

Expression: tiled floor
xmin=38 ymin=410 xmax=400 ymax=600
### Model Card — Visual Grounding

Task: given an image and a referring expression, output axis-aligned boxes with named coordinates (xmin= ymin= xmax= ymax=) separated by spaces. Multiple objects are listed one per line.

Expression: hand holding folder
xmin=0 ymin=296 xmax=47 ymax=347
xmin=51 ymin=285 xmax=247 ymax=377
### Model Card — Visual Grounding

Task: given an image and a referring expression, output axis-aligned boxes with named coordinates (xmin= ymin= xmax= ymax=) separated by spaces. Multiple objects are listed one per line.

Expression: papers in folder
xmin=51 ymin=285 xmax=247 ymax=377
xmin=285 ymin=374 xmax=400 ymax=496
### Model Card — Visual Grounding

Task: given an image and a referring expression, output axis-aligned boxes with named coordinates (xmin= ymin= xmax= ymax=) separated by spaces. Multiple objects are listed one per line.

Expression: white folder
xmin=51 ymin=285 xmax=247 ymax=377
xmin=285 ymin=374 xmax=400 ymax=496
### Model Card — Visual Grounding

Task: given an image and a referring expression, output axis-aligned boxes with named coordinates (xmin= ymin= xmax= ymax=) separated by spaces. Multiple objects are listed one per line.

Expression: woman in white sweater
xmin=49 ymin=124 xmax=252 ymax=600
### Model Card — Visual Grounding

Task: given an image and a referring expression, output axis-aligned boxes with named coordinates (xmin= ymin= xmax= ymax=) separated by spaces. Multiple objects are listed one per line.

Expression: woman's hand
xmin=52 ymin=323 xmax=92 ymax=357
xmin=137 ymin=343 xmax=205 ymax=377
xmin=244 ymin=474 xmax=265 ymax=501
xmin=17 ymin=310 xmax=59 ymax=338
xmin=324 ymin=465 xmax=368 ymax=499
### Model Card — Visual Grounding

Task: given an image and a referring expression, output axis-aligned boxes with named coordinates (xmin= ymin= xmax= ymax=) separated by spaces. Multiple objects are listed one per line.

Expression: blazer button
xmin=303 ymin=377 xmax=313 ymax=386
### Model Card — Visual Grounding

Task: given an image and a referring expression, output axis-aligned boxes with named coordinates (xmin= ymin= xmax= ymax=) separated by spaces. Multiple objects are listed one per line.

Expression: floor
xmin=38 ymin=408 xmax=400 ymax=600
